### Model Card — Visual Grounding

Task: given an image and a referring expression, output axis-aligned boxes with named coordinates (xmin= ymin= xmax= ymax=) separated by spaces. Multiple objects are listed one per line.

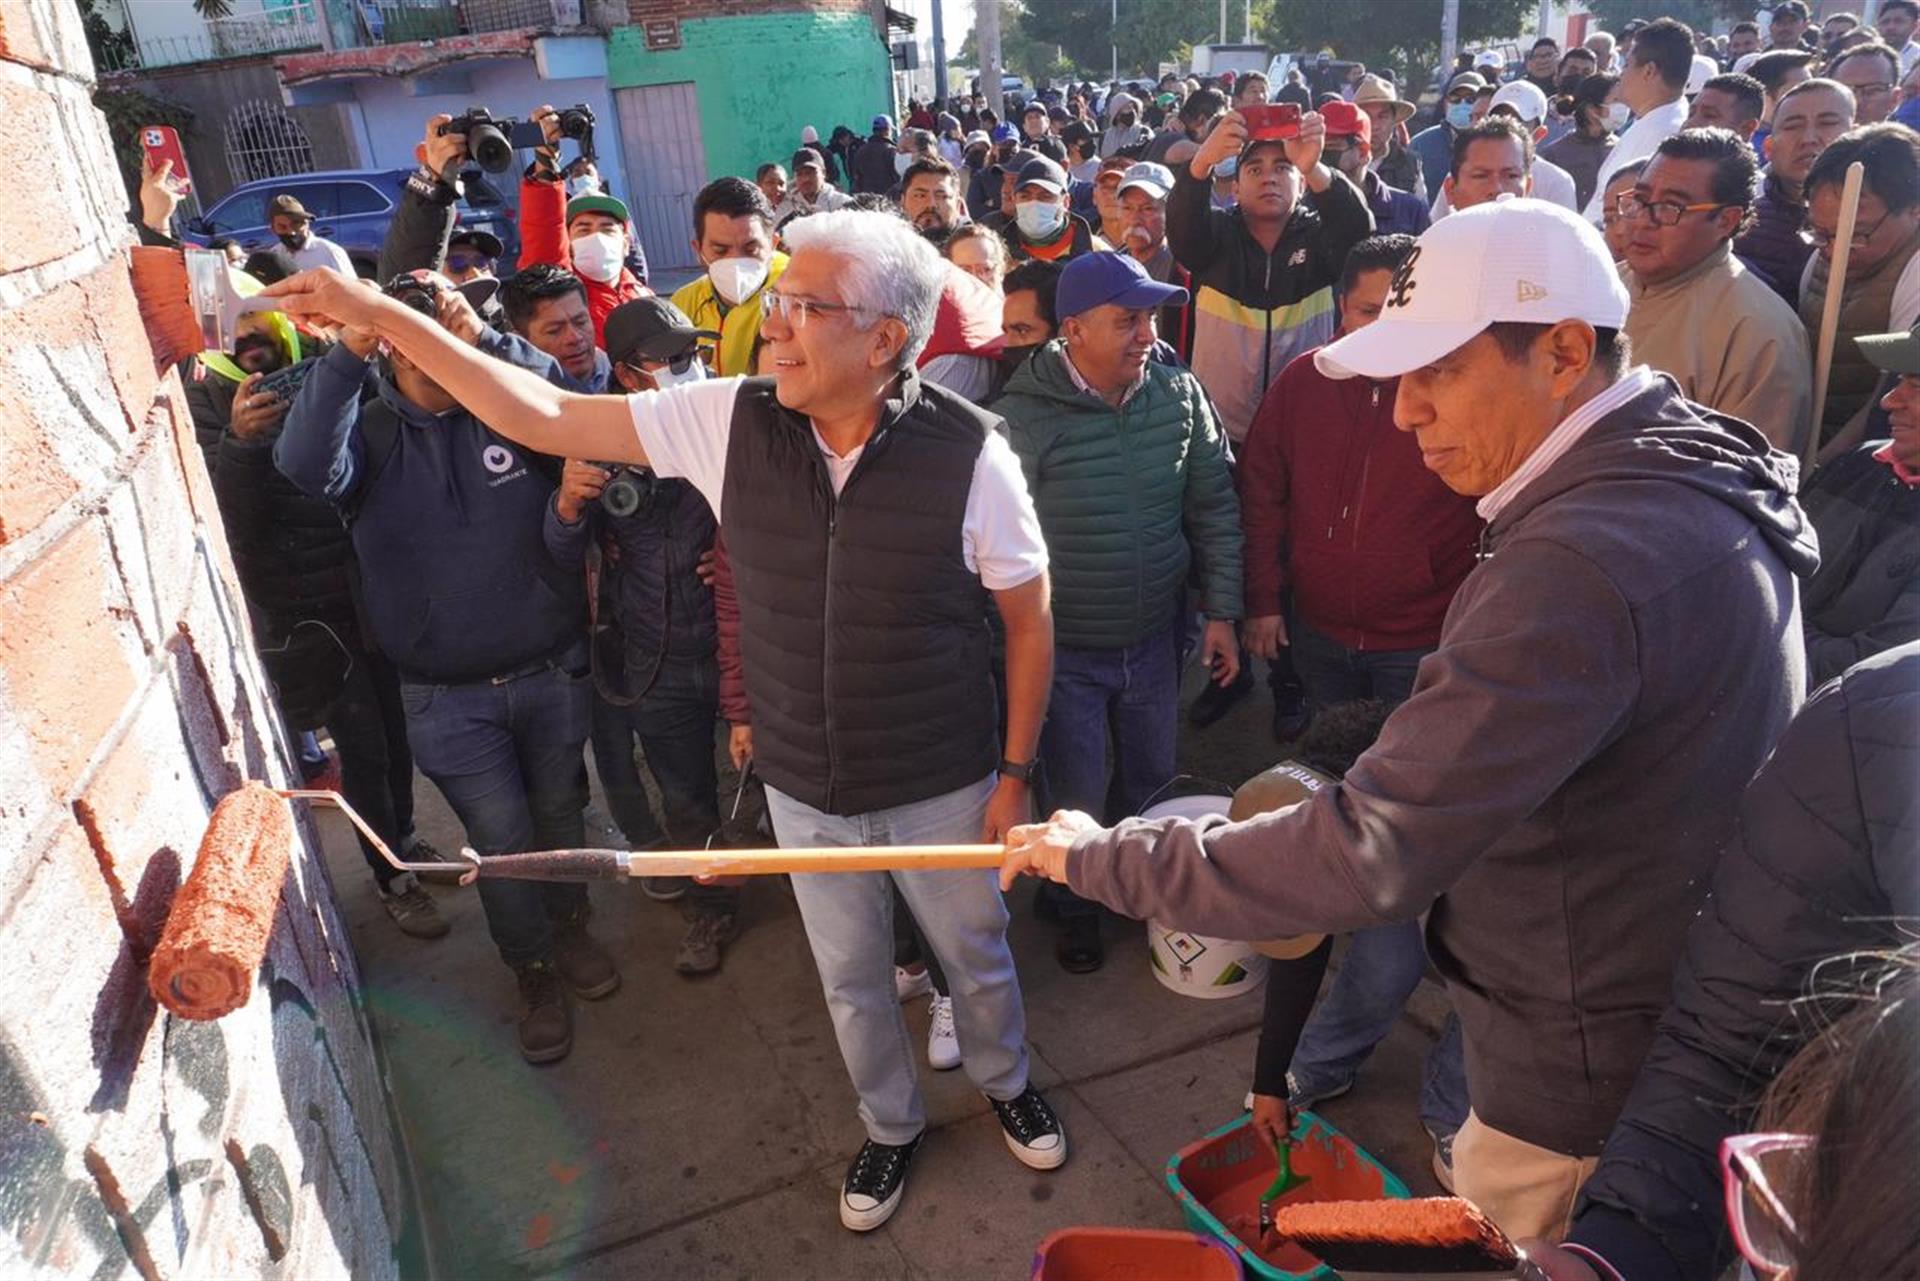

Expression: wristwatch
xmin=997 ymin=758 xmax=1037 ymax=784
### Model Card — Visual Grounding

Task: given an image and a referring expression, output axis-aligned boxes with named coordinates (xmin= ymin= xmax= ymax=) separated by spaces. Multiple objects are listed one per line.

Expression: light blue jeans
xmin=767 ymin=774 xmax=1031 ymax=1146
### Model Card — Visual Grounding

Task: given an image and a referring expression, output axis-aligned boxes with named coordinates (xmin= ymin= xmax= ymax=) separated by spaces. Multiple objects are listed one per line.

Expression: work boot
xmin=378 ymin=872 xmax=449 ymax=939
xmin=673 ymin=908 xmax=739 ymax=976
xmin=1188 ymin=664 xmax=1254 ymax=728
xmin=514 ymin=961 xmax=572 ymax=1064
xmin=554 ymin=921 xmax=622 ymax=999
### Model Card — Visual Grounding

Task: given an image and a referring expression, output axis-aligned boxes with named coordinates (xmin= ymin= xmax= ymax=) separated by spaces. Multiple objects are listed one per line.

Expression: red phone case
xmin=1242 ymin=103 xmax=1302 ymax=142
xmin=140 ymin=125 xmax=193 ymax=193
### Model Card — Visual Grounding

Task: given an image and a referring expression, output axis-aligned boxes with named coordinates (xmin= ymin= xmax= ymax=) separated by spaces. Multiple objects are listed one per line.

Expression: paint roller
xmin=1267 ymin=1197 xmax=1556 ymax=1279
xmin=128 ymin=243 xmax=287 ymax=369
xmin=148 ymin=786 xmax=1003 ymax=1020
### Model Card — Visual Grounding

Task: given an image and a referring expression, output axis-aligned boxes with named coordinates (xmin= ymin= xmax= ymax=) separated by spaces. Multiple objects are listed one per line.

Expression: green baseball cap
xmin=1857 ymin=320 xmax=1920 ymax=376
xmin=566 ymin=192 xmax=630 ymax=224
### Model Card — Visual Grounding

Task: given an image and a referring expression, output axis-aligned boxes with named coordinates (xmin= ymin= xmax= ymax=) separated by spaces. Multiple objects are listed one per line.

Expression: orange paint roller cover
xmin=148 ymin=783 xmax=294 ymax=1020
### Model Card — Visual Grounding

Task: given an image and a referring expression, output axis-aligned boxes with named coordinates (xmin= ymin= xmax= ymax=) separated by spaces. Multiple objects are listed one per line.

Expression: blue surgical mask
xmin=1446 ymin=101 xmax=1475 ymax=129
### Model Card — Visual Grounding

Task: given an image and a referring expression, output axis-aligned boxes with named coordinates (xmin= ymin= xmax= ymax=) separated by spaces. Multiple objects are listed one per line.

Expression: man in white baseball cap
xmin=1000 ymin=196 xmax=1818 ymax=1240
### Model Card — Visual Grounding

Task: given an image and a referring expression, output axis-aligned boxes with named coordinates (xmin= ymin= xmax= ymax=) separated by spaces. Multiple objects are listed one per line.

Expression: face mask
xmin=895 ymin=152 xmax=914 ymax=177
xmin=570 ymin=230 xmax=624 ymax=284
xmin=278 ymin=229 xmax=310 ymax=251
xmin=1606 ymin=102 xmax=1632 ymax=131
xmin=231 ymin=333 xmax=286 ymax=371
xmin=1001 ymin=343 xmax=1039 ymax=373
xmin=649 ymin=355 xmax=707 ymax=389
xmin=1445 ymin=101 xmax=1475 ymax=129
xmin=1016 ymin=199 xmax=1066 ymax=239
xmin=708 ymin=254 xmax=770 ymax=306
xmin=565 ymin=175 xmax=599 ymax=198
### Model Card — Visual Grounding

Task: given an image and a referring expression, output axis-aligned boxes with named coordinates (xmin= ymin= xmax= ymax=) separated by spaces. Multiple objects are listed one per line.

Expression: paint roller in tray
xmin=148 ymin=785 xmax=1004 ymax=1020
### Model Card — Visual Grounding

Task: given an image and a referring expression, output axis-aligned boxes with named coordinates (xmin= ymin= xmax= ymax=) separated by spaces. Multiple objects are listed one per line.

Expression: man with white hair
xmin=262 ymin=209 xmax=1067 ymax=1232
xmin=998 ymin=198 xmax=1817 ymax=1241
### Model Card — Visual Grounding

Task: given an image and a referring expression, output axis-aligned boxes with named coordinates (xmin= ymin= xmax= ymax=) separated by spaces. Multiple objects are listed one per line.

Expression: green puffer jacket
xmin=999 ymin=344 xmax=1243 ymax=649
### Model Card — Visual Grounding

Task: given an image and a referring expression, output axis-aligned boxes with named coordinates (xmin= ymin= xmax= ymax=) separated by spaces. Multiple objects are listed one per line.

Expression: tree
xmin=1015 ymin=0 xmax=1223 ymax=79
xmin=958 ymin=1 xmax=1071 ymax=86
xmin=1584 ymin=0 xmax=1751 ymax=37
xmin=77 ymin=0 xmax=135 ymax=71
xmin=1262 ymin=0 xmax=1538 ymax=91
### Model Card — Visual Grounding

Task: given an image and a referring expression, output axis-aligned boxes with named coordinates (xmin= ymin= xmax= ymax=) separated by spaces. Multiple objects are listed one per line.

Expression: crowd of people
xmin=132 ymin=8 xmax=1920 ymax=1275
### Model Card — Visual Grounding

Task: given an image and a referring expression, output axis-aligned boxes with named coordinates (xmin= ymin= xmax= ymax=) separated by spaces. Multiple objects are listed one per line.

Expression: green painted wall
xmin=608 ymin=11 xmax=892 ymax=185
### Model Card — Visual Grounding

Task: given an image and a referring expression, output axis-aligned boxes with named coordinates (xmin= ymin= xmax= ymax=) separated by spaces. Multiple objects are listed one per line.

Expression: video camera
xmin=437 ymin=104 xmax=596 ymax=173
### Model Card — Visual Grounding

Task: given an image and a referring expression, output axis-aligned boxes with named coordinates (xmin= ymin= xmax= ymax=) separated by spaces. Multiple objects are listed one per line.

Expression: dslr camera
xmin=437 ymin=108 xmax=546 ymax=173
xmin=599 ymin=464 xmax=656 ymax=519
xmin=551 ymin=103 xmax=597 ymax=162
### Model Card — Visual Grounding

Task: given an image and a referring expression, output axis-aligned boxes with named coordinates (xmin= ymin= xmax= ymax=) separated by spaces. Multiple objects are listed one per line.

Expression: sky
xmin=892 ymin=0 xmax=979 ymax=62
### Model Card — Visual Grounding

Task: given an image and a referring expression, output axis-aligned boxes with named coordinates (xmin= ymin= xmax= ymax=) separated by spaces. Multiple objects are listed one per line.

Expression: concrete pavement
xmin=314 ymin=665 xmax=1448 ymax=1278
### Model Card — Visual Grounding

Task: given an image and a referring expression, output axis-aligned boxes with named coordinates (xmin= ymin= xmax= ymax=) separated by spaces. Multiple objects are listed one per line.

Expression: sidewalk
xmin=315 ymin=667 xmax=1446 ymax=1278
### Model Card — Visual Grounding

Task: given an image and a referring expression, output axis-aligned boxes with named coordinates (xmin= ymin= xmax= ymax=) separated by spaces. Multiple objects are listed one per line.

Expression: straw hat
xmin=1350 ymin=73 xmax=1416 ymax=124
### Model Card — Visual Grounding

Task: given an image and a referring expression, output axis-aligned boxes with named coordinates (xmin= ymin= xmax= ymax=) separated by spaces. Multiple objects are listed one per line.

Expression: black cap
xmin=603 ymin=297 xmax=719 ymax=367
xmin=447 ymin=228 xmax=503 ymax=259
xmin=992 ymin=147 xmax=1045 ymax=175
xmin=1014 ymin=155 xmax=1068 ymax=194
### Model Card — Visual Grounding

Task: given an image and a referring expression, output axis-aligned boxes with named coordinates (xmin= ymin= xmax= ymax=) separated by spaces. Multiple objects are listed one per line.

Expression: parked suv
xmin=182 ymin=167 xmax=520 ymax=278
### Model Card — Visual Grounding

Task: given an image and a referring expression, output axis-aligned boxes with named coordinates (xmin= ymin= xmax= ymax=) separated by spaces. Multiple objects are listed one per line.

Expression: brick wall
xmin=0 ymin=1 xmax=405 ymax=1276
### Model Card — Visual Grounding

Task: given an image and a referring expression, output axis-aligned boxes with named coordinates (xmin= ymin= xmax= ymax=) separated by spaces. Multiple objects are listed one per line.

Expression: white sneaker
xmin=894 ymin=964 xmax=933 ymax=1002
xmin=926 ymin=995 xmax=961 ymax=1070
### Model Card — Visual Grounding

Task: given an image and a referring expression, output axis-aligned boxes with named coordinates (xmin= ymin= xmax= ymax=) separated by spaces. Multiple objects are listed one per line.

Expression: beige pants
xmin=1452 ymin=1111 xmax=1602 ymax=1242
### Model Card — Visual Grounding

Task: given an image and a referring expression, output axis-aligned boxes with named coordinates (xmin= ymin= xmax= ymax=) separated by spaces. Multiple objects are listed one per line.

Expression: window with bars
xmin=223 ymin=100 xmax=316 ymax=186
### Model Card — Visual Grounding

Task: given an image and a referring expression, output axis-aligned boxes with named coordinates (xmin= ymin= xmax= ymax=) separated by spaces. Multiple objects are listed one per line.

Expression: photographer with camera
xmin=377 ymin=112 xmax=479 ymax=287
xmin=519 ymin=101 xmax=649 ymax=346
xmin=274 ymin=267 xmax=615 ymax=1066
xmin=544 ymin=297 xmax=744 ymax=975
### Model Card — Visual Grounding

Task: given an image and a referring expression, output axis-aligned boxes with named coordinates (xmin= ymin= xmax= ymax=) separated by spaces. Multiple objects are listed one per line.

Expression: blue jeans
xmin=1038 ymin=624 xmax=1180 ymax=920
xmin=1288 ymin=617 xmax=1430 ymax=712
xmin=767 ymin=774 xmax=1030 ymax=1146
xmin=588 ymin=655 xmax=737 ymax=912
xmin=401 ymin=656 xmax=593 ymax=967
xmin=1287 ymin=919 xmax=1470 ymax=1137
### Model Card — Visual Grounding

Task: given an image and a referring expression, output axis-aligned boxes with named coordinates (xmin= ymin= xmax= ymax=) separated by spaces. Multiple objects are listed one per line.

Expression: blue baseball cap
xmin=871 ymin=113 xmax=894 ymax=133
xmin=990 ymin=122 xmax=1017 ymax=144
xmin=1055 ymin=251 xmax=1189 ymax=321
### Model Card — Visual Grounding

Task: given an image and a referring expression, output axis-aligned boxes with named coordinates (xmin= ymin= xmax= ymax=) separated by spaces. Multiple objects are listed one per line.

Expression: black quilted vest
xmin=721 ymin=374 xmax=1000 ymax=815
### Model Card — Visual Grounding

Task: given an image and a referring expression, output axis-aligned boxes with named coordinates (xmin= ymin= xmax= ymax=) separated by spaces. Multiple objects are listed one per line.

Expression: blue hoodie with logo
xmin=274 ymin=341 xmax=586 ymax=684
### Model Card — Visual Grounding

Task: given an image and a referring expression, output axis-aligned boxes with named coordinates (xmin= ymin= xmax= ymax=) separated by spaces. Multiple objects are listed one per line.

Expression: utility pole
xmin=931 ymin=0 xmax=948 ymax=104
xmin=1536 ymin=0 xmax=1552 ymax=43
xmin=978 ymin=0 xmax=1004 ymax=119
xmin=1440 ymin=0 xmax=1460 ymax=85
xmin=1111 ymin=0 xmax=1118 ymax=84
xmin=1218 ymin=0 xmax=1226 ymax=43
xmin=1243 ymin=0 xmax=1251 ymax=43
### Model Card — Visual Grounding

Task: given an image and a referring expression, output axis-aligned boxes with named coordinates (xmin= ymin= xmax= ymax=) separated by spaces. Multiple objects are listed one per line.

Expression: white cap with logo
xmin=1488 ymin=79 xmax=1549 ymax=126
xmin=1314 ymin=196 xmax=1629 ymax=381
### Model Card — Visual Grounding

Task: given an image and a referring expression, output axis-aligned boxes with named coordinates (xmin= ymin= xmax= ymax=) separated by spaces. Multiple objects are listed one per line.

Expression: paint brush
xmin=1258 ymin=1129 xmax=1311 ymax=1242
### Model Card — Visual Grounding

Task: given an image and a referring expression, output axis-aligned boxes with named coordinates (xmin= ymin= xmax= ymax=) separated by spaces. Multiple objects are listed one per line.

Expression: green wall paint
xmin=608 ymin=11 xmax=891 ymax=185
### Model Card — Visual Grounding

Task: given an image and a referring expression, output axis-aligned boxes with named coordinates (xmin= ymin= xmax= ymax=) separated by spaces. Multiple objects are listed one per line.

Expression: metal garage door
xmin=614 ymin=82 xmax=705 ymax=274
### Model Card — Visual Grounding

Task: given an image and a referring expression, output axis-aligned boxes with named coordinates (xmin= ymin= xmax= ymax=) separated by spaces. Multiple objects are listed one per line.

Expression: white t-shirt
xmin=1583 ymin=97 xmax=1689 ymax=224
xmin=287 ymin=235 xmax=355 ymax=275
xmin=627 ymin=376 xmax=1048 ymax=591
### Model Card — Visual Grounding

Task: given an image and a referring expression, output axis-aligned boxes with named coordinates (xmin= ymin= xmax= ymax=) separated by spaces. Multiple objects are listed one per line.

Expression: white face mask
xmin=570 ymin=230 xmax=624 ymax=283
xmin=565 ymin=175 xmax=600 ymax=198
xmin=1016 ymin=199 xmax=1066 ymax=239
xmin=708 ymin=255 xmax=770 ymax=306
xmin=650 ymin=355 xmax=707 ymax=389
xmin=894 ymin=152 xmax=914 ymax=177
xmin=1605 ymin=102 xmax=1632 ymax=132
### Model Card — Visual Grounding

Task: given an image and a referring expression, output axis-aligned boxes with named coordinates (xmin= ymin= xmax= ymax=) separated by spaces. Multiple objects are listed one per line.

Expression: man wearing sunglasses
xmin=261 ymin=209 xmax=1065 ymax=1232
xmin=1619 ymin=129 xmax=1812 ymax=453
xmin=542 ymin=297 xmax=744 ymax=976
xmin=1408 ymin=71 xmax=1487 ymax=212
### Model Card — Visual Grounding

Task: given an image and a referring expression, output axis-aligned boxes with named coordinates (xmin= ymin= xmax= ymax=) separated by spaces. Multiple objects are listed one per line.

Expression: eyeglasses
xmin=1809 ymin=208 xmax=1896 ymax=248
xmin=1844 ymin=80 xmax=1894 ymax=97
xmin=446 ymin=253 xmax=493 ymax=272
xmin=1720 ymin=1133 xmax=1812 ymax=1277
xmin=1613 ymin=193 xmax=1734 ymax=226
xmin=759 ymin=290 xmax=883 ymax=328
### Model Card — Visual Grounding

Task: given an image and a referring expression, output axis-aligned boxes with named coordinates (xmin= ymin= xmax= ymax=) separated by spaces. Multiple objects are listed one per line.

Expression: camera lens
xmin=601 ymin=474 xmax=641 ymax=518
xmin=469 ymin=122 xmax=514 ymax=172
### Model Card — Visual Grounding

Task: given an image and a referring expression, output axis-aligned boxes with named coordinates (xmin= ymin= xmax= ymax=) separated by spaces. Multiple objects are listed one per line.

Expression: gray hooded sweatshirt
xmin=1067 ymin=376 xmax=1820 ymax=1156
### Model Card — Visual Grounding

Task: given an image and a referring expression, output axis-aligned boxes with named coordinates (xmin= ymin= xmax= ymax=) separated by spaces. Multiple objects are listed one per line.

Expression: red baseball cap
xmin=1320 ymin=100 xmax=1371 ymax=145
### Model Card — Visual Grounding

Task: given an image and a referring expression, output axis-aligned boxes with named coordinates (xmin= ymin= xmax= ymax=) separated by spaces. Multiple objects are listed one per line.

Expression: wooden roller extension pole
xmin=1805 ymin=160 xmax=1866 ymax=475
xmin=631 ymin=845 xmax=1006 ymax=877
